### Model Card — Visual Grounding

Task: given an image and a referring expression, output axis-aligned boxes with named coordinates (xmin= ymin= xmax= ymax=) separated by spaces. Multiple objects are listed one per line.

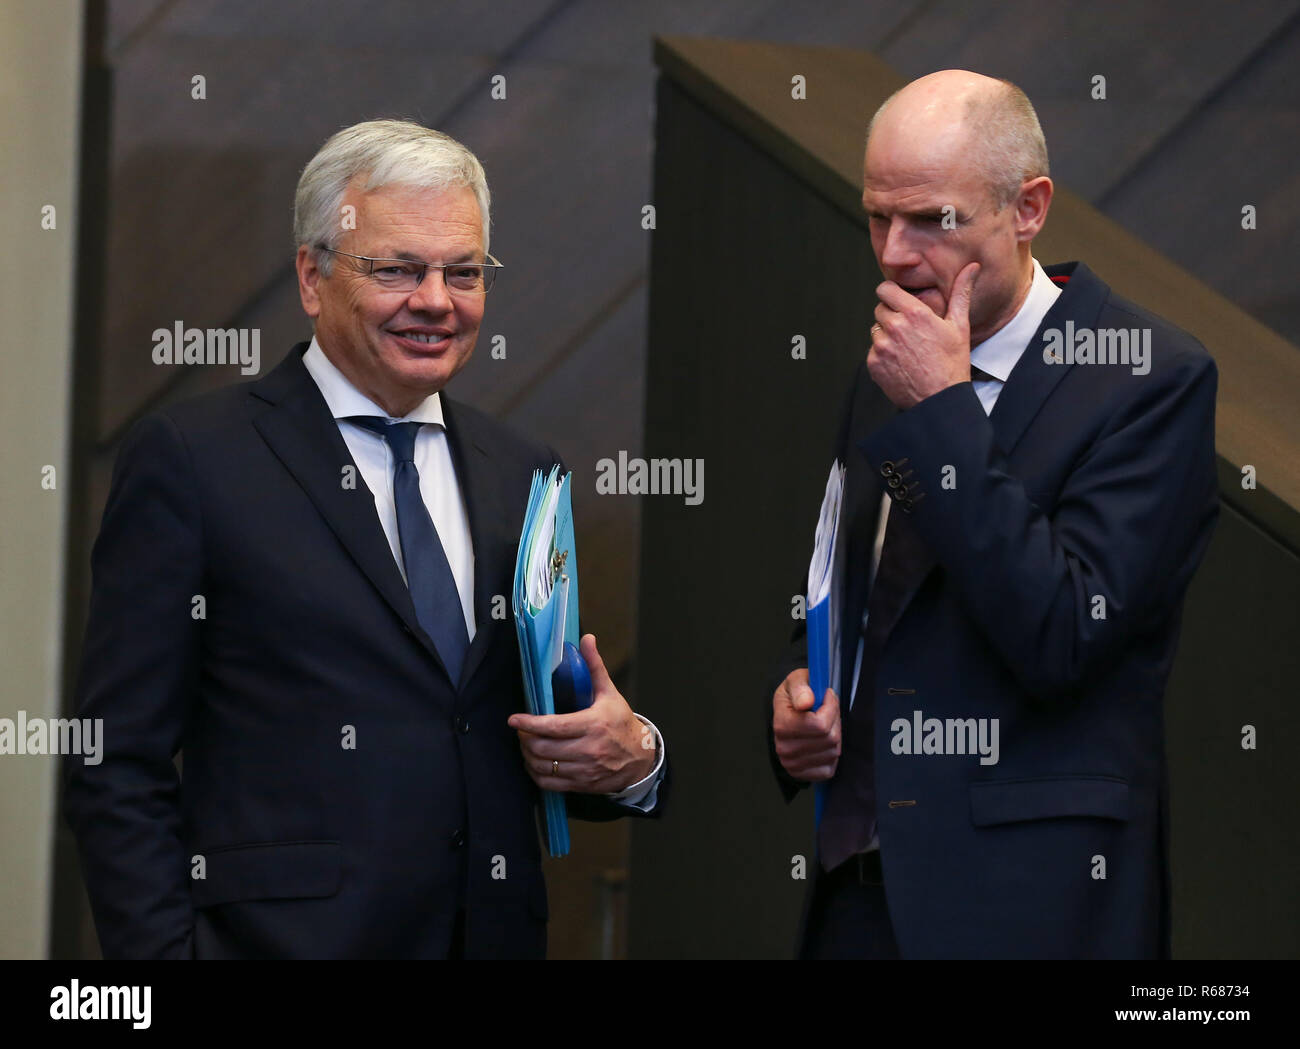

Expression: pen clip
xmin=551 ymin=547 xmax=569 ymax=583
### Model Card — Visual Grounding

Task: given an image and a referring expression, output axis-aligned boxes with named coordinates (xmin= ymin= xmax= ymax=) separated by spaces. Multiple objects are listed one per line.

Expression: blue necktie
xmin=349 ymin=417 xmax=470 ymax=685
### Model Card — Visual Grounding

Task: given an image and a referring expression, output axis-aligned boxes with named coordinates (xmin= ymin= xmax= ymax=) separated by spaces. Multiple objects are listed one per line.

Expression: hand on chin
xmin=913 ymin=286 xmax=947 ymax=316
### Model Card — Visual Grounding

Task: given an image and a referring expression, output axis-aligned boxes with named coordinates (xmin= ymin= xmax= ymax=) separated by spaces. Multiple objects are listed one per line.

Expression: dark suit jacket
xmin=767 ymin=261 xmax=1219 ymax=959
xmin=64 ymin=341 xmax=666 ymax=959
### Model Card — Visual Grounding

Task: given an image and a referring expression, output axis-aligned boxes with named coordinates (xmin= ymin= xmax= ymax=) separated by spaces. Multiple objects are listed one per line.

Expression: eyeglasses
xmin=317 ymin=245 xmax=503 ymax=294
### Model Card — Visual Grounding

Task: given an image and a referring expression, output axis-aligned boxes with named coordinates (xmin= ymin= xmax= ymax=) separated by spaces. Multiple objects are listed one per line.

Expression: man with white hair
xmin=64 ymin=119 xmax=667 ymax=959
xmin=768 ymin=72 xmax=1218 ymax=958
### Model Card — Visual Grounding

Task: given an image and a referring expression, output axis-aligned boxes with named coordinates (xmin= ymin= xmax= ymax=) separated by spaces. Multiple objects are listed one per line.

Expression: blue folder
xmin=512 ymin=465 xmax=586 ymax=857
xmin=806 ymin=461 xmax=846 ymax=827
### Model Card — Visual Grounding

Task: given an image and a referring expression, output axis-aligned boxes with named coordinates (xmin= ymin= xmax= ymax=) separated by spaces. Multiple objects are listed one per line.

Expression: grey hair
xmin=293 ymin=119 xmax=491 ymax=274
xmin=866 ymin=78 xmax=1049 ymax=211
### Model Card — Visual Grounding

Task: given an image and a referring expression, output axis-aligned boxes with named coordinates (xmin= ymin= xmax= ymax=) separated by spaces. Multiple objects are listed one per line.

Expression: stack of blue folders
xmin=512 ymin=465 xmax=582 ymax=858
xmin=807 ymin=460 xmax=846 ymax=826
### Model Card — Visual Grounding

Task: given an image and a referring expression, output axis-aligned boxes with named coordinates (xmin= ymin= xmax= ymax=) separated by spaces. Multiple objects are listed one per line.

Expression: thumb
xmin=790 ymin=680 xmax=817 ymax=712
xmin=946 ymin=261 xmax=980 ymax=330
xmin=579 ymin=633 xmax=613 ymax=696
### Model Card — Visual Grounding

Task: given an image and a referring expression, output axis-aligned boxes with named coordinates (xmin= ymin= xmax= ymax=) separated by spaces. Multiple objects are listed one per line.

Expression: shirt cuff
xmin=605 ymin=714 xmax=665 ymax=811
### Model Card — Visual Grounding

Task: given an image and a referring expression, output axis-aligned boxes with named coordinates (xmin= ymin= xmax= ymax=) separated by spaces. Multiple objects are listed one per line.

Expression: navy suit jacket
xmin=768 ymin=261 xmax=1218 ymax=959
xmin=64 ymin=341 xmax=666 ymax=959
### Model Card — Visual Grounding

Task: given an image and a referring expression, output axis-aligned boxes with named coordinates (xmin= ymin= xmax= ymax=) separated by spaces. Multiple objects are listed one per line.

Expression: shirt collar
xmin=968 ymin=257 xmax=1061 ymax=382
xmin=302 ymin=334 xmax=446 ymax=427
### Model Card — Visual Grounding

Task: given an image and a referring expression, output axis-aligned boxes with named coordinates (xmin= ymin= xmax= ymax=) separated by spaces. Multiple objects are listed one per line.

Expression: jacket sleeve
xmin=62 ymin=411 xmax=203 ymax=959
xmin=860 ymin=352 xmax=1219 ymax=704
xmin=565 ymin=755 xmax=671 ymax=822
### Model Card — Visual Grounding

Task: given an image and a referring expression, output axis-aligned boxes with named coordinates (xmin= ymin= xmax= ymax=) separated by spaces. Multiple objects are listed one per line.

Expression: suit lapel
xmin=838 ymin=381 xmax=895 ymax=697
xmin=441 ymin=396 xmax=517 ymax=692
xmin=249 ymin=342 xmax=454 ymax=681
xmin=987 ymin=260 xmax=1107 ymax=457
xmin=863 ymin=502 xmax=936 ymax=660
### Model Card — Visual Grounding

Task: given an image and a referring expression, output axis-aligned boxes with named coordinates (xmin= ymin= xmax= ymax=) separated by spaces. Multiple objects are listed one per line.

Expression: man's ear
xmin=296 ymin=244 xmax=323 ymax=319
xmin=1014 ymin=176 xmax=1053 ymax=242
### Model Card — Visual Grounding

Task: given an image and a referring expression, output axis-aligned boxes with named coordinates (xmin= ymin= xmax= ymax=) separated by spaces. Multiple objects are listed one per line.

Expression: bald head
xmin=860 ymin=71 xmax=1054 ymax=347
xmin=867 ymin=71 xmax=1048 ymax=210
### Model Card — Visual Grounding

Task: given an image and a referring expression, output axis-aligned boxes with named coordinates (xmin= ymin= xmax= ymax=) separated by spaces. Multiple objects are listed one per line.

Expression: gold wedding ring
xmin=552 ymin=760 xmax=559 ymax=776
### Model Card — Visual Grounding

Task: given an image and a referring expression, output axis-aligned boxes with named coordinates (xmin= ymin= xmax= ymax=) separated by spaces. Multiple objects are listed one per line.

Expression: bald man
xmin=767 ymin=72 xmax=1218 ymax=959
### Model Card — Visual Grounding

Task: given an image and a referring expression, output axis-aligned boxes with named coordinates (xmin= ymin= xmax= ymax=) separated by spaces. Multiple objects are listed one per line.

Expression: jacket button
xmin=451 ymin=829 xmax=466 ymax=848
xmin=880 ymin=461 xmax=896 ymax=477
xmin=454 ymin=714 xmax=470 ymax=734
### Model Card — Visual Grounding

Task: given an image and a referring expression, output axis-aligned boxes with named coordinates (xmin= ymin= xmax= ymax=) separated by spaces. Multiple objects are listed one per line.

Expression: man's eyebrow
xmin=379 ymin=249 xmax=480 ymax=264
xmin=863 ymin=205 xmax=956 ymax=221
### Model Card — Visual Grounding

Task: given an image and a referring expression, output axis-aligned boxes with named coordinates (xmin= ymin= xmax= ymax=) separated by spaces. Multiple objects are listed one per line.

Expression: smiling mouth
xmin=388 ymin=330 xmax=454 ymax=348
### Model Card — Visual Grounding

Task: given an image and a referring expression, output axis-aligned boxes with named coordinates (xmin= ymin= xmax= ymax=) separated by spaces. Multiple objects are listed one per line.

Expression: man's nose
xmin=408 ymin=267 xmax=455 ymax=312
xmin=878 ymin=218 xmax=919 ymax=269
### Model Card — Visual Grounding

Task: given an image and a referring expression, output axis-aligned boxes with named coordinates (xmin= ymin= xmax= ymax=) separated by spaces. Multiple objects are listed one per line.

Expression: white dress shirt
xmin=846 ymin=258 xmax=1061 ymax=850
xmin=302 ymin=336 xmax=663 ymax=808
xmin=303 ymin=338 xmax=477 ymax=638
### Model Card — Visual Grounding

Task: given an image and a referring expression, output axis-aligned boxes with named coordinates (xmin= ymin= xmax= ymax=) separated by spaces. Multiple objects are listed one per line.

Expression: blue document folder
xmin=806 ymin=461 xmax=846 ymax=826
xmin=512 ymin=465 xmax=585 ymax=857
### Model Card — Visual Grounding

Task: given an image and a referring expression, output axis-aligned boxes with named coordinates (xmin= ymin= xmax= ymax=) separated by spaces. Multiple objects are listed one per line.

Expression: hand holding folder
xmin=807 ymin=460 xmax=846 ymax=711
xmin=512 ymin=465 xmax=591 ymax=857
